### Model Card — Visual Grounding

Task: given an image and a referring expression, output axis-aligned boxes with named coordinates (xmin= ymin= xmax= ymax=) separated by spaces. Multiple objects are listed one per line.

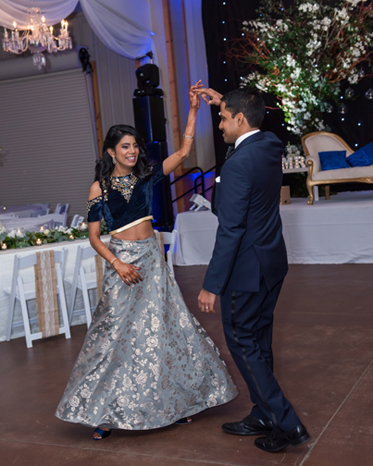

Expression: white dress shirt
xmin=235 ymin=129 xmax=260 ymax=149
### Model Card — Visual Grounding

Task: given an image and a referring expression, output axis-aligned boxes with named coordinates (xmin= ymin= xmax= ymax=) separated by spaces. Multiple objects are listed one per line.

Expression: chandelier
xmin=2 ymin=8 xmax=72 ymax=70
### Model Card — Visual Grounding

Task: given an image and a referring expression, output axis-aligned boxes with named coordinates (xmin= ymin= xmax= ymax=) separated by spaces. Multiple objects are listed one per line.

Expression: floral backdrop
xmin=231 ymin=0 xmax=373 ymax=141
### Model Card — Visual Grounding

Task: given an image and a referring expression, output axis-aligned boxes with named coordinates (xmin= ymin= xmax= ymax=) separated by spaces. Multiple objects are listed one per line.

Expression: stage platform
xmin=174 ymin=191 xmax=373 ymax=266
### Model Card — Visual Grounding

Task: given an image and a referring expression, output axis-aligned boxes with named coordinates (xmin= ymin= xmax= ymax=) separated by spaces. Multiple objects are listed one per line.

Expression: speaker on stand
xmin=132 ymin=55 xmax=174 ymax=229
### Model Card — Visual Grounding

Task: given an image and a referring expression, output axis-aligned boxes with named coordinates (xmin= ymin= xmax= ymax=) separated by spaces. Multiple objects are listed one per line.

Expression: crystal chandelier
xmin=2 ymin=8 xmax=72 ymax=70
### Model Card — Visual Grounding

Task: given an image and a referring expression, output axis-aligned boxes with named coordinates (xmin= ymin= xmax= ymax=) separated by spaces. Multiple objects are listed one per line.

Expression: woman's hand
xmin=113 ymin=260 xmax=142 ymax=286
xmin=189 ymin=80 xmax=203 ymax=110
xmin=196 ymin=87 xmax=223 ymax=106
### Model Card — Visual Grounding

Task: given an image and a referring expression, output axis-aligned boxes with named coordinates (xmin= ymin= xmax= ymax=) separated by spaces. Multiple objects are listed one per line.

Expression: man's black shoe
xmin=222 ymin=415 xmax=274 ymax=436
xmin=254 ymin=423 xmax=310 ymax=453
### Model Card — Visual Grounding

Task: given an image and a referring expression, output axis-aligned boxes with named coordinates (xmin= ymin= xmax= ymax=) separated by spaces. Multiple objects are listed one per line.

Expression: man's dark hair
xmin=221 ymin=88 xmax=265 ymax=128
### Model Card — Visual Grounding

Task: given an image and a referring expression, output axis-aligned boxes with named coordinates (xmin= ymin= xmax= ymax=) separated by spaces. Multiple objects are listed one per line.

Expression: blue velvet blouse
xmin=87 ymin=163 xmax=165 ymax=232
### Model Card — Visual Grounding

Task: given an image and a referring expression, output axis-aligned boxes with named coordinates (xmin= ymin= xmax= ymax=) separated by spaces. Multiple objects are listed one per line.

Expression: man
xmin=197 ymin=87 xmax=309 ymax=453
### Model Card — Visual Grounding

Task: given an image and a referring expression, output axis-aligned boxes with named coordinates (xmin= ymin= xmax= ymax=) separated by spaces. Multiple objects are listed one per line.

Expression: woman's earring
xmin=112 ymin=156 xmax=116 ymax=165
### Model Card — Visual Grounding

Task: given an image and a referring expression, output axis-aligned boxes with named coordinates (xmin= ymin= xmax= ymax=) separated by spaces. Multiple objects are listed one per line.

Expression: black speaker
xmin=133 ymin=96 xmax=167 ymax=143
xmin=135 ymin=64 xmax=160 ymax=90
xmin=146 ymin=141 xmax=174 ymax=228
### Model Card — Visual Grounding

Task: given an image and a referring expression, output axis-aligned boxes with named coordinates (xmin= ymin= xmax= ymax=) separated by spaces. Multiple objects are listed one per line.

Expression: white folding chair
xmin=159 ymin=229 xmax=177 ymax=275
xmin=30 ymin=203 xmax=50 ymax=210
xmin=48 ymin=212 xmax=68 ymax=228
xmin=4 ymin=249 xmax=70 ymax=348
xmin=70 ymin=215 xmax=85 ymax=229
xmin=31 ymin=208 xmax=50 ymax=217
xmin=54 ymin=203 xmax=70 ymax=214
xmin=65 ymin=245 xmax=101 ymax=328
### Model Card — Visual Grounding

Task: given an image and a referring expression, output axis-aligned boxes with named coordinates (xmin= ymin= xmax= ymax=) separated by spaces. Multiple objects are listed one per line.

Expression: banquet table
xmin=0 ymin=205 xmax=43 ymax=218
xmin=174 ymin=210 xmax=218 ymax=266
xmin=0 ymin=216 xmax=54 ymax=232
xmin=0 ymin=236 xmax=110 ymax=342
xmin=174 ymin=192 xmax=373 ymax=266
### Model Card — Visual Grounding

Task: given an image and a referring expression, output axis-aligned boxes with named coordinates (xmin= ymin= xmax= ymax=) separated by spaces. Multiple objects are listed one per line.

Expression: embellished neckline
xmin=109 ymin=172 xmax=138 ymax=203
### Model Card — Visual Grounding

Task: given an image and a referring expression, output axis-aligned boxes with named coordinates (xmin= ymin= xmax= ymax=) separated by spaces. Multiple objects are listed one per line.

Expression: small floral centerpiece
xmin=232 ymin=0 xmax=373 ymax=139
xmin=286 ymin=143 xmax=301 ymax=159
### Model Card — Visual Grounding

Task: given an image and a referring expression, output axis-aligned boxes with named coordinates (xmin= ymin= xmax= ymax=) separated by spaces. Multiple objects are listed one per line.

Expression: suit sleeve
xmin=203 ymin=158 xmax=251 ymax=295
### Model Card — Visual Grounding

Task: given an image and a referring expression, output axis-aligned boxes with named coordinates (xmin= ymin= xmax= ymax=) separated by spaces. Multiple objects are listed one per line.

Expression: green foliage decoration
xmin=231 ymin=0 xmax=373 ymax=140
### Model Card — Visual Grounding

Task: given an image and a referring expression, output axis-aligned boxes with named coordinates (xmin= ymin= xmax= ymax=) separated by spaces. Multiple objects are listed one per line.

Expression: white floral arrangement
xmin=233 ymin=0 xmax=373 ymax=139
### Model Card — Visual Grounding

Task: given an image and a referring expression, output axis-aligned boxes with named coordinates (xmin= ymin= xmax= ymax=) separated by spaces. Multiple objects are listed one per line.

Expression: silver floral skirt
xmin=55 ymin=234 xmax=237 ymax=430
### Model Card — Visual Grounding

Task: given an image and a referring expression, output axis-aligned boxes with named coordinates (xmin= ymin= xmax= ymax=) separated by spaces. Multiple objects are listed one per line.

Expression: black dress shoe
xmin=255 ymin=423 xmax=310 ymax=453
xmin=222 ymin=415 xmax=274 ymax=436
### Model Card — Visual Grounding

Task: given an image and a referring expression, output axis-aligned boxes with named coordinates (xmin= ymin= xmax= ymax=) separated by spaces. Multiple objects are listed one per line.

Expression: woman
xmin=55 ymin=82 xmax=237 ymax=440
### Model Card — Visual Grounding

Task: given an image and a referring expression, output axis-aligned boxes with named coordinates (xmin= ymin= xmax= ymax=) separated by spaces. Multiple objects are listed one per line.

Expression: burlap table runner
xmin=154 ymin=230 xmax=165 ymax=258
xmin=95 ymin=241 xmax=110 ymax=300
xmin=34 ymin=250 xmax=59 ymax=338
xmin=94 ymin=255 xmax=104 ymax=300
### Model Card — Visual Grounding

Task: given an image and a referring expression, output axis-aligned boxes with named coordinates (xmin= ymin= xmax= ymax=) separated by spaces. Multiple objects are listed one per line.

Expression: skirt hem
xmin=54 ymin=394 xmax=237 ymax=431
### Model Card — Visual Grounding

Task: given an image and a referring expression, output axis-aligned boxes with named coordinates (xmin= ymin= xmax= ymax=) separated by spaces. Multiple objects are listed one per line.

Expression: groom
xmin=197 ymin=87 xmax=309 ymax=453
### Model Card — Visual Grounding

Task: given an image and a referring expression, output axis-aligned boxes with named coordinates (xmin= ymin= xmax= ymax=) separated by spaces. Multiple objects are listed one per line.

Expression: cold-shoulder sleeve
xmin=87 ymin=196 xmax=103 ymax=222
xmin=151 ymin=163 xmax=165 ymax=185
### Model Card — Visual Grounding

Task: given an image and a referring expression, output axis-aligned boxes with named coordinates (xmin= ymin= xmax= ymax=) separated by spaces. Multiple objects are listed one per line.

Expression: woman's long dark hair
xmin=94 ymin=125 xmax=154 ymax=192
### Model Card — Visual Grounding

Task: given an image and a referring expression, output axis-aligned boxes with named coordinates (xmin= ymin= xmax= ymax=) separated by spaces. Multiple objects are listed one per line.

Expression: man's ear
xmin=235 ymin=112 xmax=245 ymax=126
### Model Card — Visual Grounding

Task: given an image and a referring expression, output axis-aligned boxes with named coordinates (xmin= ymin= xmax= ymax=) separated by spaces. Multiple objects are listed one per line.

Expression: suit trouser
xmin=220 ymin=275 xmax=301 ymax=432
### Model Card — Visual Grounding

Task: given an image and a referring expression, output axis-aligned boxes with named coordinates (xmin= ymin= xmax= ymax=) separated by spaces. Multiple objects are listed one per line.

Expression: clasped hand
xmin=113 ymin=260 xmax=142 ymax=286
xmin=198 ymin=289 xmax=217 ymax=314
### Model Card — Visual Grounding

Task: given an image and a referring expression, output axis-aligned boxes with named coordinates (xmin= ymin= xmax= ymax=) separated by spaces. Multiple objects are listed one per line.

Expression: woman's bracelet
xmin=109 ymin=257 xmax=118 ymax=266
xmin=183 ymin=134 xmax=194 ymax=139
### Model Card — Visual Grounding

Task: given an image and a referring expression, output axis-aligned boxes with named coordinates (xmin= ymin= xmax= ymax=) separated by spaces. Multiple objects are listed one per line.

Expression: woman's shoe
xmin=175 ymin=417 xmax=192 ymax=425
xmin=93 ymin=428 xmax=112 ymax=440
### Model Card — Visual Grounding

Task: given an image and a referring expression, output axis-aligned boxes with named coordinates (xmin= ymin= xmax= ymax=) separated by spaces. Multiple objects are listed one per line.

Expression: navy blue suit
xmin=203 ymin=131 xmax=301 ymax=431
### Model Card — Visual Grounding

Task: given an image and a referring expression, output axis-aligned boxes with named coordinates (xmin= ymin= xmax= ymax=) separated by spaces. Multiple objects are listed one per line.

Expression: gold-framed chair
xmin=301 ymin=132 xmax=373 ymax=205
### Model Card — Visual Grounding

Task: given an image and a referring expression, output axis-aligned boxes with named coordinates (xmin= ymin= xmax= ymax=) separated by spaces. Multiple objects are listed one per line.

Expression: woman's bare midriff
xmin=112 ymin=220 xmax=154 ymax=241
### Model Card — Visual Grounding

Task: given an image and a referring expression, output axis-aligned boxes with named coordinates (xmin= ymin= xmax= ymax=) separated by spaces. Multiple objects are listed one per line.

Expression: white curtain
xmin=0 ymin=0 xmax=154 ymax=59
xmin=0 ymin=0 xmax=79 ymax=28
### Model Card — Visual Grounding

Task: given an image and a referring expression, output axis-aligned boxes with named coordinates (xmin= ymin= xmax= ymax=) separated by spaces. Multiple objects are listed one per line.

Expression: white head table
xmin=174 ymin=192 xmax=373 ymax=266
xmin=0 ymin=205 xmax=43 ymax=218
xmin=0 ymin=236 xmax=110 ymax=342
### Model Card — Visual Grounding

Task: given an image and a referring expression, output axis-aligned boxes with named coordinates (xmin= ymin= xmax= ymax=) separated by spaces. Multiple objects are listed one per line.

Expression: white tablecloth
xmin=174 ymin=210 xmax=218 ymax=266
xmin=0 ymin=216 xmax=54 ymax=232
xmin=0 ymin=236 xmax=110 ymax=342
xmin=0 ymin=205 xmax=43 ymax=218
xmin=174 ymin=192 xmax=373 ymax=266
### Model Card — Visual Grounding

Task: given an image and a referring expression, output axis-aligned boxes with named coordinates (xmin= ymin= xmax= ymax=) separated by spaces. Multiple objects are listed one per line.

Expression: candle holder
xmin=1 ymin=242 xmax=7 ymax=250
xmin=36 ymin=238 xmax=42 ymax=246
xmin=69 ymin=234 xmax=74 ymax=240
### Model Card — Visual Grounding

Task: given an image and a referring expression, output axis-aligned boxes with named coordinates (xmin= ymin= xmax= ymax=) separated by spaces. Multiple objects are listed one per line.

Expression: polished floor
xmin=1 ymin=264 xmax=373 ymax=466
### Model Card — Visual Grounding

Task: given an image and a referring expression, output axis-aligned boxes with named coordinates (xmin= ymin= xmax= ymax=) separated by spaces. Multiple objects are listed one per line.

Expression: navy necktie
xmin=225 ymin=146 xmax=235 ymax=160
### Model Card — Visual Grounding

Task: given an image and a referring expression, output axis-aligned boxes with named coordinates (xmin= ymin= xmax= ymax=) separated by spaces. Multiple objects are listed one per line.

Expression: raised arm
xmin=162 ymin=81 xmax=202 ymax=176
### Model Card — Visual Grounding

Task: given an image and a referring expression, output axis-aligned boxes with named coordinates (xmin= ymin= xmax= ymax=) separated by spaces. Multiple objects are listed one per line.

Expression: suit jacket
xmin=203 ymin=131 xmax=288 ymax=295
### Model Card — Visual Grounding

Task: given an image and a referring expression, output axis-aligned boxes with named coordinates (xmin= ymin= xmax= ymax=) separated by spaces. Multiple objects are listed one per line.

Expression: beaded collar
xmin=109 ymin=172 xmax=138 ymax=203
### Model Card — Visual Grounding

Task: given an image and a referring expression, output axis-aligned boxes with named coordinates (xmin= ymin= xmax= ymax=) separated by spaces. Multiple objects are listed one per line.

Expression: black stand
xmin=133 ymin=92 xmax=174 ymax=229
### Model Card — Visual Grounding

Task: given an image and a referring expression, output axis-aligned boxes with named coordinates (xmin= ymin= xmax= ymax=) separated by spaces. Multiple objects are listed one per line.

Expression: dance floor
xmin=1 ymin=263 xmax=373 ymax=466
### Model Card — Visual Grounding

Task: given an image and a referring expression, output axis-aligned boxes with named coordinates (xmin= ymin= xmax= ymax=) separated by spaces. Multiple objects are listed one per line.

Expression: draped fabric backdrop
xmin=202 ymin=0 xmax=373 ymax=179
xmin=0 ymin=0 xmax=154 ymax=59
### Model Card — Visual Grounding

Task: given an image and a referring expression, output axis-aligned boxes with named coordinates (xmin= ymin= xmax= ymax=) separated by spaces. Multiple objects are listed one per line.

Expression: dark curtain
xmin=202 ymin=0 xmax=373 ymax=177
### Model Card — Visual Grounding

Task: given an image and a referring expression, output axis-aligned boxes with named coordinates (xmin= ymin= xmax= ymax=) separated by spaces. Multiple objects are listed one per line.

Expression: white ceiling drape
xmin=0 ymin=0 xmax=154 ymax=59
